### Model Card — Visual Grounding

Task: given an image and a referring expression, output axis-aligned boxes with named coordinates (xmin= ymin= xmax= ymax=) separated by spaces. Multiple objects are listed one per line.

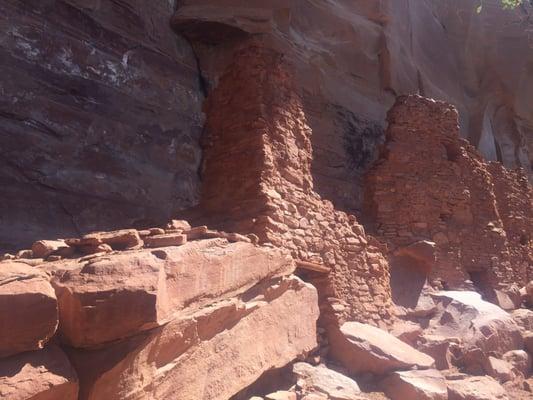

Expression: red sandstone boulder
xmin=502 ymin=350 xmax=531 ymax=377
xmin=0 ymin=262 xmax=58 ymax=357
xmin=52 ymin=239 xmax=294 ymax=347
xmin=266 ymin=391 xmax=297 ymax=400
xmin=143 ymin=233 xmax=187 ymax=248
xmin=293 ymin=362 xmax=361 ymax=400
xmin=511 ymin=309 xmax=533 ymax=332
xmin=0 ymin=345 xmax=78 ymax=400
xmin=428 ymin=291 xmax=523 ymax=356
xmin=31 ymin=239 xmax=73 ymax=259
xmin=381 ymin=369 xmax=447 ymax=400
xmin=68 ymin=277 xmax=318 ymax=400
xmin=486 ymin=356 xmax=514 ymax=383
xmin=328 ymin=322 xmax=435 ymax=375
xmin=166 ymin=219 xmax=191 ymax=231
xmin=79 ymin=229 xmax=143 ymax=250
xmin=416 ymin=334 xmax=455 ymax=370
xmin=447 ymin=376 xmax=508 ymax=400
xmin=391 ymin=320 xmax=424 ymax=346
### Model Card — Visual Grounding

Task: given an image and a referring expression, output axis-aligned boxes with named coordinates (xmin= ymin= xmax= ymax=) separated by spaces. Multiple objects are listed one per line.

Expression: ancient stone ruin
xmin=1 ymin=1 xmax=532 ymax=400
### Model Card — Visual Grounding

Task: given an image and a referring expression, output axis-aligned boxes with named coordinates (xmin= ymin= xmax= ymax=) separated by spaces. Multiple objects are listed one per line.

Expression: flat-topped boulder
xmin=0 ymin=262 xmax=58 ymax=357
xmin=68 ymin=276 xmax=318 ymax=400
xmin=381 ymin=369 xmax=447 ymax=400
xmin=293 ymin=362 xmax=361 ymax=400
xmin=447 ymin=375 xmax=508 ymax=400
xmin=329 ymin=322 xmax=435 ymax=375
xmin=52 ymin=239 xmax=295 ymax=347
xmin=428 ymin=291 xmax=523 ymax=356
xmin=0 ymin=345 xmax=78 ymax=400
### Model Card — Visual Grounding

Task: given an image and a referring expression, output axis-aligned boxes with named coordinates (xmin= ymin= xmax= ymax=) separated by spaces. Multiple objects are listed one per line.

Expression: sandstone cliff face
xmin=2 ymin=0 xmax=532 ymax=254
xmin=173 ymin=0 xmax=533 ymax=214
xmin=0 ymin=0 xmax=204 ymax=251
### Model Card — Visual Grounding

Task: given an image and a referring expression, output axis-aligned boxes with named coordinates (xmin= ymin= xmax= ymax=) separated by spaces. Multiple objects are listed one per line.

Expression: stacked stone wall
xmin=196 ymin=42 xmax=394 ymax=326
xmin=364 ymin=96 xmax=533 ymax=294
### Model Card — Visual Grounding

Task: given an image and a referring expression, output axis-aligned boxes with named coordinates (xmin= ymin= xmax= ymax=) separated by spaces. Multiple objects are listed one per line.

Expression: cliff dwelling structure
xmin=1 ymin=1 xmax=533 ymax=400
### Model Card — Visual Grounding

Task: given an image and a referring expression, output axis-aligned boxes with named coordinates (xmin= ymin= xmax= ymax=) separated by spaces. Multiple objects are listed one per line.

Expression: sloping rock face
xmin=364 ymin=95 xmax=533 ymax=296
xmin=0 ymin=0 xmax=204 ymax=252
xmin=329 ymin=322 xmax=435 ymax=375
xmin=70 ymin=276 xmax=317 ymax=400
xmin=52 ymin=239 xmax=293 ymax=347
xmin=0 ymin=224 xmax=318 ymax=400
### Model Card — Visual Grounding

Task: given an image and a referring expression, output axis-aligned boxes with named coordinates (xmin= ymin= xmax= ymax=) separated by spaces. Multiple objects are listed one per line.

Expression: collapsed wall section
xmin=195 ymin=41 xmax=394 ymax=325
xmin=364 ymin=95 xmax=532 ymax=295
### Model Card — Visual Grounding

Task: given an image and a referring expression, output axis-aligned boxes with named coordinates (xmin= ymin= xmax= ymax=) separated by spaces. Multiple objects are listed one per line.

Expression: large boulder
xmin=52 ymin=239 xmax=294 ymax=347
xmin=502 ymin=350 xmax=531 ymax=377
xmin=428 ymin=291 xmax=523 ymax=356
xmin=68 ymin=276 xmax=318 ymax=400
xmin=328 ymin=322 xmax=435 ymax=375
xmin=0 ymin=262 xmax=58 ymax=357
xmin=381 ymin=369 xmax=448 ymax=400
xmin=447 ymin=376 xmax=508 ymax=400
xmin=293 ymin=362 xmax=361 ymax=400
xmin=511 ymin=309 xmax=533 ymax=332
xmin=0 ymin=345 xmax=78 ymax=400
xmin=416 ymin=334 xmax=455 ymax=370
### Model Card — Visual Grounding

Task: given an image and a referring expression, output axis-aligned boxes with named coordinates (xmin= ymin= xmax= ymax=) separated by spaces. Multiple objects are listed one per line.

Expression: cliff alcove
xmin=1 ymin=1 xmax=532 ymax=400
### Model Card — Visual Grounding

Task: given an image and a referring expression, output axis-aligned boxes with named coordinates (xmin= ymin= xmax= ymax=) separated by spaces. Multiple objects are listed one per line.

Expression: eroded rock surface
xmin=0 ymin=345 xmax=79 ymax=400
xmin=364 ymin=95 xmax=532 ymax=296
xmin=328 ymin=322 xmax=435 ymax=375
xmin=69 ymin=276 xmax=318 ymax=400
xmin=381 ymin=369 xmax=448 ymax=400
xmin=0 ymin=0 xmax=204 ymax=252
xmin=52 ymin=239 xmax=293 ymax=347
xmin=0 ymin=262 xmax=58 ymax=357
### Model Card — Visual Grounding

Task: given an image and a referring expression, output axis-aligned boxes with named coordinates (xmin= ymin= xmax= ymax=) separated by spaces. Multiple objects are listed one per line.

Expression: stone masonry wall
xmin=364 ymin=96 xmax=532 ymax=295
xmin=193 ymin=41 xmax=394 ymax=326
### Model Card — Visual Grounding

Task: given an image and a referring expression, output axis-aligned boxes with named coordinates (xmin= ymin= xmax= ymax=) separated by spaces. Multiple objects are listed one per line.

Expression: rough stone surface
xmin=381 ymin=369 xmax=448 ymax=400
xmin=52 ymin=239 xmax=294 ymax=347
xmin=0 ymin=345 xmax=79 ymax=400
xmin=0 ymin=262 xmax=58 ymax=357
xmin=427 ymin=291 xmax=523 ymax=356
xmin=364 ymin=96 xmax=532 ymax=295
xmin=502 ymin=350 xmax=531 ymax=377
xmin=329 ymin=321 xmax=435 ymax=375
xmin=173 ymin=0 xmax=533 ymax=218
xmin=293 ymin=362 xmax=361 ymax=400
xmin=68 ymin=276 xmax=318 ymax=400
xmin=511 ymin=309 xmax=533 ymax=332
xmin=447 ymin=376 xmax=509 ymax=400
xmin=0 ymin=0 xmax=204 ymax=252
